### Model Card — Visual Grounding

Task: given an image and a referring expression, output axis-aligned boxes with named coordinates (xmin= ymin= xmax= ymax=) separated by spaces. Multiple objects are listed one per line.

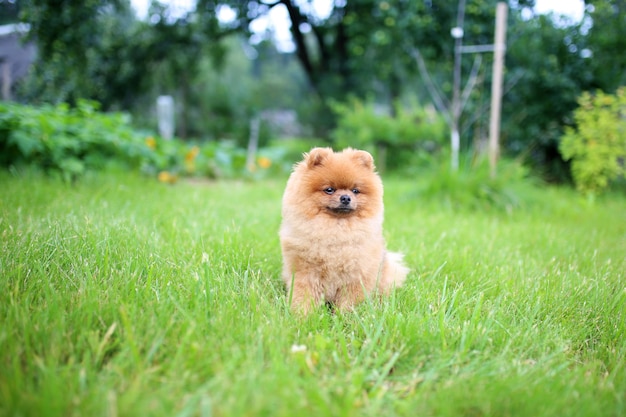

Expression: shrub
xmin=417 ymin=156 xmax=533 ymax=212
xmin=0 ymin=101 xmax=293 ymax=182
xmin=559 ymin=88 xmax=626 ymax=195
xmin=330 ymin=98 xmax=447 ymax=172
xmin=0 ymin=100 xmax=154 ymax=181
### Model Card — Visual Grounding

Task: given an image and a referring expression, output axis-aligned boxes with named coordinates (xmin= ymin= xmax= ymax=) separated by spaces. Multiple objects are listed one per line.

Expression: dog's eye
xmin=324 ymin=187 xmax=335 ymax=195
xmin=352 ymin=188 xmax=360 ymax=194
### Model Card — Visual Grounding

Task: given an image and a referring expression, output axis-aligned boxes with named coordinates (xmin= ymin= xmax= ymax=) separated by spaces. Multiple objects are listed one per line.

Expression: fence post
xmin=157 ymin=95 xmax=175 ymax=140
xmin=488 ymin=2 xmax=508 ymax=178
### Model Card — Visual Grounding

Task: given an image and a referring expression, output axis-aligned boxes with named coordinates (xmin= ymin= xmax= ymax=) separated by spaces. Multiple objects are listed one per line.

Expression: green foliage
xmin=169 ymin=38 xmax=307 ymax=142
xmin=0 ymin=102 xmax=291 ymax=182
xmin=14 ymin=0 xmax=626 ymax=185
xmin=331 ymin=99 xmax=447 ymax=171
xmin=501 ymin=13 xmax=589 ymax=182
xmin=416 ymin=156 xmax=533 ymax=212
xmin=0 ymin=100 xmax=152 ymax=181
xmin=17 ymin=1 xmax=306 ymax=142
xmin=17 ymin=0 xmax=236 ymax=112
xmin=585 ymin=1 xmax=626 ymax=92
xmin=266 ymin=137 xmax=328 ymax=172
xmin=0 ymin=0 xmax=20 ymax=25
xmin=18 ymin=0 xmax=140 ymax=107
xmin=559 ymin=88 xmax=626 ymax=195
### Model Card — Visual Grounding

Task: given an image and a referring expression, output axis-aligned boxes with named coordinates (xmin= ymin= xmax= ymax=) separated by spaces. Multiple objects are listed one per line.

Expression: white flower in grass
xmin=290 ymin=344 xmax=307 ymax=353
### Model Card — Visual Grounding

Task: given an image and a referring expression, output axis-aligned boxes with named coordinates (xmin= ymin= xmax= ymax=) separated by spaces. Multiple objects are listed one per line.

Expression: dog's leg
xmin=333 ymin=280 xmax=368 ymax=311
xmin=289 ymin=275 xmax=324 ymax=315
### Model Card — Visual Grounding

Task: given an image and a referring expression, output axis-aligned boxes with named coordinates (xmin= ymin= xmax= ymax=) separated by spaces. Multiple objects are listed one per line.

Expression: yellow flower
xmin=145 ymin=136 xmax=156 ymax=149
xmin=257 ymin=156 xmax=272 ymax=169
xmin=184 ymin=146 xmax=200 ymax=173
xmin=158 ymin=171 xmax=177 ymax=184
xmin=185 ymin=146 xmax=200 ymax=162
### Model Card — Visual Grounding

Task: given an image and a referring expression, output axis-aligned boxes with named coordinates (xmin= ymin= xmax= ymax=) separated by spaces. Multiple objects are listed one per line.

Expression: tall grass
xmin=1 ymin=170 xmax=624 ymax=417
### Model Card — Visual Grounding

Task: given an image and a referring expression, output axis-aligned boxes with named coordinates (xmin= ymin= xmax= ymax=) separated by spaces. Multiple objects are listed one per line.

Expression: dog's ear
xmin=351 ymin=149 xmax=375 ymax=171
xmin=305 ymin=147 xmax=333 ymax=168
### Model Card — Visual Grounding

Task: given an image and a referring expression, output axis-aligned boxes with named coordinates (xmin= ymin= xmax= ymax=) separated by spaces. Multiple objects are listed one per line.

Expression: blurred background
xmin=0 ymin=0 xmax=624 ymax=188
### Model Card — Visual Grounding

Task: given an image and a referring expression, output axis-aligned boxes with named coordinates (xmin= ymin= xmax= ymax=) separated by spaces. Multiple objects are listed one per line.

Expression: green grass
xmin=1 ymin=170 xmax=625 ymax=417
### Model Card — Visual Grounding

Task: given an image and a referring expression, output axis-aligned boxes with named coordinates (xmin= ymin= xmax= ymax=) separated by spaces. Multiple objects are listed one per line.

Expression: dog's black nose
xmin=340 ymin=195 xmax=351 ymax=205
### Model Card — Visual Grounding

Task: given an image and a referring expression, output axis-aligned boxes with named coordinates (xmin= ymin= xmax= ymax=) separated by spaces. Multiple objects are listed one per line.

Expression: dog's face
xmin=288 ymin=147 xmax=384 ymax=220
xmin=320 ymin=184 xmax=360 ymax=215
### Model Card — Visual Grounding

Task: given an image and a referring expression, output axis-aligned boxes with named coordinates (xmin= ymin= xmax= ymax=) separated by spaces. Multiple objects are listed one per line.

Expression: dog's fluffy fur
xmin=279 ymin=147 xmax=409 ymax=314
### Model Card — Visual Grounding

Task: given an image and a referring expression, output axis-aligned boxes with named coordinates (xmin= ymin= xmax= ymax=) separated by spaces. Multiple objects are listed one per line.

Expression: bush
xmin=0 ymin=100 xmax=154 ymax=181
xmin=559 ymin=88 xmax=626 ymax=195
xmin=330 ymin=98 xmax=447 ymax=172
xmin=0 ymin=101 xmax=293 ymax=182
xmin=417 ymin=156 xmax=532 ymax=212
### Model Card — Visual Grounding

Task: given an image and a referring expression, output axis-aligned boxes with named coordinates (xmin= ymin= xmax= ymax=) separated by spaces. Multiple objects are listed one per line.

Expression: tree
xmin=495 ymin=0 xmax=626 ymax=181
xmin=216 ymin=0 xmax=510 ymax=137
xmin=502 ymin=12 xmax=590 ymax=181
xmin=15 ymin=0 xmax=626 ymax=182
xmin=19 ymin=0 xmax=142 ymax=106
xmin=0 ymin=0 xmax=20 ymax=24
xmin=18 ymin=1 xmax=232 ymax=109
xmin=584 ymin=0 xmax=626 ymax=92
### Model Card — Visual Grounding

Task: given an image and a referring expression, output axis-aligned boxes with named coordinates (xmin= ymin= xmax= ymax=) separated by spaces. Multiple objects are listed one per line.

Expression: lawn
xmin=1 ymin=170 xmax=624 ymax=417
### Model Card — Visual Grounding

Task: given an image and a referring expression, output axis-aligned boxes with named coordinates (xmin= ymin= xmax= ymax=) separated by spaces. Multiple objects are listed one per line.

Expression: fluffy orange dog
xmin=279 ymin=147 xmax=409 ymax=314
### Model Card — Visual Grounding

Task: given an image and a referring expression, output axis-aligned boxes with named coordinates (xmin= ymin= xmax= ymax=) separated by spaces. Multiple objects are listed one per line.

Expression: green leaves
xmin=0 ymin=101 xmax=149 ymax=181
xmin=559 ymin=87 xmax=626 ymax=195
xmin=0 ymin=102 xmax=294 ymax=182
xmin=330 ymin=98 xmax=447 ymax=171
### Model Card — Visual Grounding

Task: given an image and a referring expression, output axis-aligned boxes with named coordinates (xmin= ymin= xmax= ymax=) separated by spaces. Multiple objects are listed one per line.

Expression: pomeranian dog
xmin=279 ymin=147 xmax=409 ymax=314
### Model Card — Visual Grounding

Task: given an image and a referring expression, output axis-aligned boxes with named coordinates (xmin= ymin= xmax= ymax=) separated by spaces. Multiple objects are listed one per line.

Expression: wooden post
xmin=488 ymin=2 xmax=507 ymax=178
